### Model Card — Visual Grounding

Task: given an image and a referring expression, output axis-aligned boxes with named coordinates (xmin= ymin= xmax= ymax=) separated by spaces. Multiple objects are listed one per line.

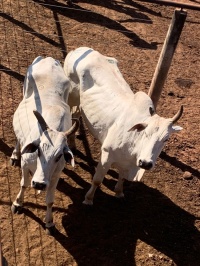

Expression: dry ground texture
xmin=0 ymin=0 xmax=200 ymax=265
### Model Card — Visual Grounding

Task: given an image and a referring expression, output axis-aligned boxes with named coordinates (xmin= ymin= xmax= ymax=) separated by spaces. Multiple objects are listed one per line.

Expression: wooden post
xmin=148 ymin=9 xmax=187 ymax=109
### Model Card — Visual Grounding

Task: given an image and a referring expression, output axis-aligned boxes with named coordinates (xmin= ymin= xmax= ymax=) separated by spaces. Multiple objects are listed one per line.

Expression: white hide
xmin=11 ymin=57 xmax=74 ymax=231
xmin=64 ymin=47 xmax=183 ymax=205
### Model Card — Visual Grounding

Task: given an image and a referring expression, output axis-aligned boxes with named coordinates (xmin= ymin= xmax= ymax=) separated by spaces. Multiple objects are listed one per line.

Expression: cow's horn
xmin=171 ymin=105 xmax=183 ymax=124
xmin=33 ymin=110 xmax=49 ymax=132
xmin=65 ymin=118 xmax=80 ymax=137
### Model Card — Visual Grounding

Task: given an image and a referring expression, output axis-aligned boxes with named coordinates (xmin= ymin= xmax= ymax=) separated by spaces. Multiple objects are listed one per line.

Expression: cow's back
xmin=64 ymin=47 xmax=94 ymax=109
xmin=64 ymin=47 xmax=134 ymax=142
xmin=14 ymin=56 xmax=71 ymax=146
xmin=24 ymin=57 xmax=70 ymax=102
xmin=64 ymin=47 xmax=132 ymax=107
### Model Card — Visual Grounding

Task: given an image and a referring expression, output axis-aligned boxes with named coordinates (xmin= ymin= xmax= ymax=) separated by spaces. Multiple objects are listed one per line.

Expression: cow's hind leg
xmin=83 ymin=149 xmax=111 ymax=205
xmin=10 ymin=141 xmax=21 ymax=167
xmin=68 ymin=106 xmax=81 ymax=152
xmin=11 ymin=168 xmax=29 ymax=214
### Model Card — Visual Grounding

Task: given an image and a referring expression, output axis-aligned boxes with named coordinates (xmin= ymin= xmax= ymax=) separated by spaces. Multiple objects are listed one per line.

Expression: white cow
xmin=11 ymin=56 xmax=79 ymax=235
xmin=64 ymin=47 xmax=183 ymax=205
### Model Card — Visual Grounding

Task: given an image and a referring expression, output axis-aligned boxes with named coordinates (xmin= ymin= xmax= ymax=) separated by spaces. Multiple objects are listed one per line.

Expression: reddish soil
xmin=0 ymin=0 xmax=199 ymax=265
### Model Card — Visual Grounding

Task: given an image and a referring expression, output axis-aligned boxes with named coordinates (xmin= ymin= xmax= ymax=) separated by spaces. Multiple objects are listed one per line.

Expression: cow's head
xmin=128 ymin=105 xmax=183 ymax=170
xmin=21 ymin=111 xmax=79 ymax=191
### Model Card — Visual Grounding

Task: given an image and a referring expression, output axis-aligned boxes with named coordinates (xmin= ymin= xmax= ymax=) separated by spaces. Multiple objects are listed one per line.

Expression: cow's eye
xmin=164 ymin=138 xmax=168 ymax=143
xmin=149 ymin=107 xmax=155 ymax=116
xmin=55 ymin=154 xmax=63 ymax=162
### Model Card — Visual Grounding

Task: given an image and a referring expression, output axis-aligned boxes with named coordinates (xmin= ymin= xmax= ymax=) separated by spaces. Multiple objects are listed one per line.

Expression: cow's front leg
xmin=10 ymin=140 xmax=21 ymax=167
xmin=114 ymin=169 xmax=128 ymax=198
xmin=45 ymin=177 xmax=59 ymax=235
xmin=83 ymin=149 xmax=111 ymax=205
xmin=11 ymin=167 xmax=29 ymax=214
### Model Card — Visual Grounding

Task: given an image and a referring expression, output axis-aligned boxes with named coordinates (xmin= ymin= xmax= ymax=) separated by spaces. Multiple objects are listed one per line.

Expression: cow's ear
xmin=172 ymin=125 xmax=183 ymax=132
xmin=128 ymin=123 xmax=148 ymax=132
xmin=63 ymin=147 xmax=75 ymax=167
xmin=21 ymin=143 xmax=39 ymax=154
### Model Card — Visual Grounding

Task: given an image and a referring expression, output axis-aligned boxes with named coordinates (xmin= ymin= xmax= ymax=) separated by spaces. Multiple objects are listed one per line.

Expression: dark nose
xmin=32 ymin=181 xmax=46 ymax=191
xmin=139 ymin=160 xmax=153 ymax=170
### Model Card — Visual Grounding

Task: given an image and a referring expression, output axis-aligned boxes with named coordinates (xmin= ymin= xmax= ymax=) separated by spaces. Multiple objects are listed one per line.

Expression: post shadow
xmin=55 ymin=175 xmax=200 ymax=266
xmin=160 ymin=151 xmax=200 ymax=179
xmin=0 ymin=64 xmax=24 ymax=82
xmin=0 ymin=12 xmax=60 ymax=48
xmin=0 ymin=139 xmax=14 ymax=157
xmin=74 ymin=0 xmax=162 ymax=17
xmin=33 ymin=0 xmax=158 ymax=50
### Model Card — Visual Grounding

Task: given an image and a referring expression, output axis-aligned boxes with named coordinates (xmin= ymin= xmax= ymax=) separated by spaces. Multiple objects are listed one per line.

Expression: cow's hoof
xmin=115 ymin=192 xmax=125 ymax=198
xmin=11 ymin=204 xmax=23 ymax=214
xmin=82 ymin=199 xmax=93 ymax=206
xmin=46 ymin=225 xmax=56 ymax=236
xmin=10 ymin=158 xmax=20 ymax=167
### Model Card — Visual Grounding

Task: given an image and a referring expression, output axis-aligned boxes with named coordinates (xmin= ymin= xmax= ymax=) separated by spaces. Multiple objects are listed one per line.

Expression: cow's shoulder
xmin=23 ymin=57 xmax=69 ymax=100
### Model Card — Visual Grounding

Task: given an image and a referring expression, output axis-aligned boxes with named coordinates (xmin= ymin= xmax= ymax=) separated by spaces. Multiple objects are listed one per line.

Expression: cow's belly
xmin=80 ymin=90 xmax=124 ymax=143
xmin=81 ymin=108 xmax=107 ymax=143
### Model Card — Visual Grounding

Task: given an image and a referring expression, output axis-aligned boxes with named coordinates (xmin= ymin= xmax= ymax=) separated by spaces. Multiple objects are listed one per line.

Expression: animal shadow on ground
xmin=56 ymin=174 xmax=200 ymax=266
xmin=1 ymin=119 xmax=199 ymax=265
xmin=55 ymin=119 xmax=200 ymax=266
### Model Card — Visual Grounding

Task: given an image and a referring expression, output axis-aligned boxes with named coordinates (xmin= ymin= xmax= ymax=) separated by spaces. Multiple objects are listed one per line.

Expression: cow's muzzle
xmin=32 ymin=181 xmax=46 ymax=191
xmin=138 ymin=160 xmax=153 ymax=170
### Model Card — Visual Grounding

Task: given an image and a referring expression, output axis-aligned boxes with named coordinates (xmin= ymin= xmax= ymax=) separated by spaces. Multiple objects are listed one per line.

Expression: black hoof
xmin=46 ymin=225 xmax=56 ymax=236
xmin=11 ymin=204 xmax=23 ymax=214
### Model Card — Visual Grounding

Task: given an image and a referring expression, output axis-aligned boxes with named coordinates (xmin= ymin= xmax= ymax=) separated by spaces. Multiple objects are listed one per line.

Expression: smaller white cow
xmin=11 ymin=56 xmax=78 ymax=235
xmin=64 ymin=47 xmax=183 ymax=206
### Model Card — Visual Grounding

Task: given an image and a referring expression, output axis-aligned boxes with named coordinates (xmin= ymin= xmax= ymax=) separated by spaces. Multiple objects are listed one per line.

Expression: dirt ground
xmin=0 ymin=0 xmax=200 ymax=265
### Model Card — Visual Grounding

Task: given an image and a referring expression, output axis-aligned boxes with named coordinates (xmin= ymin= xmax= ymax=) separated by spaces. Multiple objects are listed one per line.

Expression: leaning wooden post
xmin=148 ymin=9 xmax=187 ymax=109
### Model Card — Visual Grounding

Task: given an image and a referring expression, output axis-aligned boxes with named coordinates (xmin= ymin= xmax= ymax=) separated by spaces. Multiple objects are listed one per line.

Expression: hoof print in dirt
xmin=11 ymin=204 xmax=23 ymax=214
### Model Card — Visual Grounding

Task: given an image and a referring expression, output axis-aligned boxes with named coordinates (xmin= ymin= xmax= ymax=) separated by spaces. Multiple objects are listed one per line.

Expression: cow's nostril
xmin=32 ymin=181 xmax=46 ymax=191
xmin=147 ymin=162 xmax=153 ymax=169
xmin=139 ymin=159 xmax=143 ymax=167
xmin=138 ymin=160 xmax=153 ymax=170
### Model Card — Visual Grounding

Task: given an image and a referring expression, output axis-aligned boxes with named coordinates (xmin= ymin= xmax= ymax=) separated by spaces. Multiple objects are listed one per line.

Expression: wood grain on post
xmin=148 ymin=9 xmax=187 ymax=109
